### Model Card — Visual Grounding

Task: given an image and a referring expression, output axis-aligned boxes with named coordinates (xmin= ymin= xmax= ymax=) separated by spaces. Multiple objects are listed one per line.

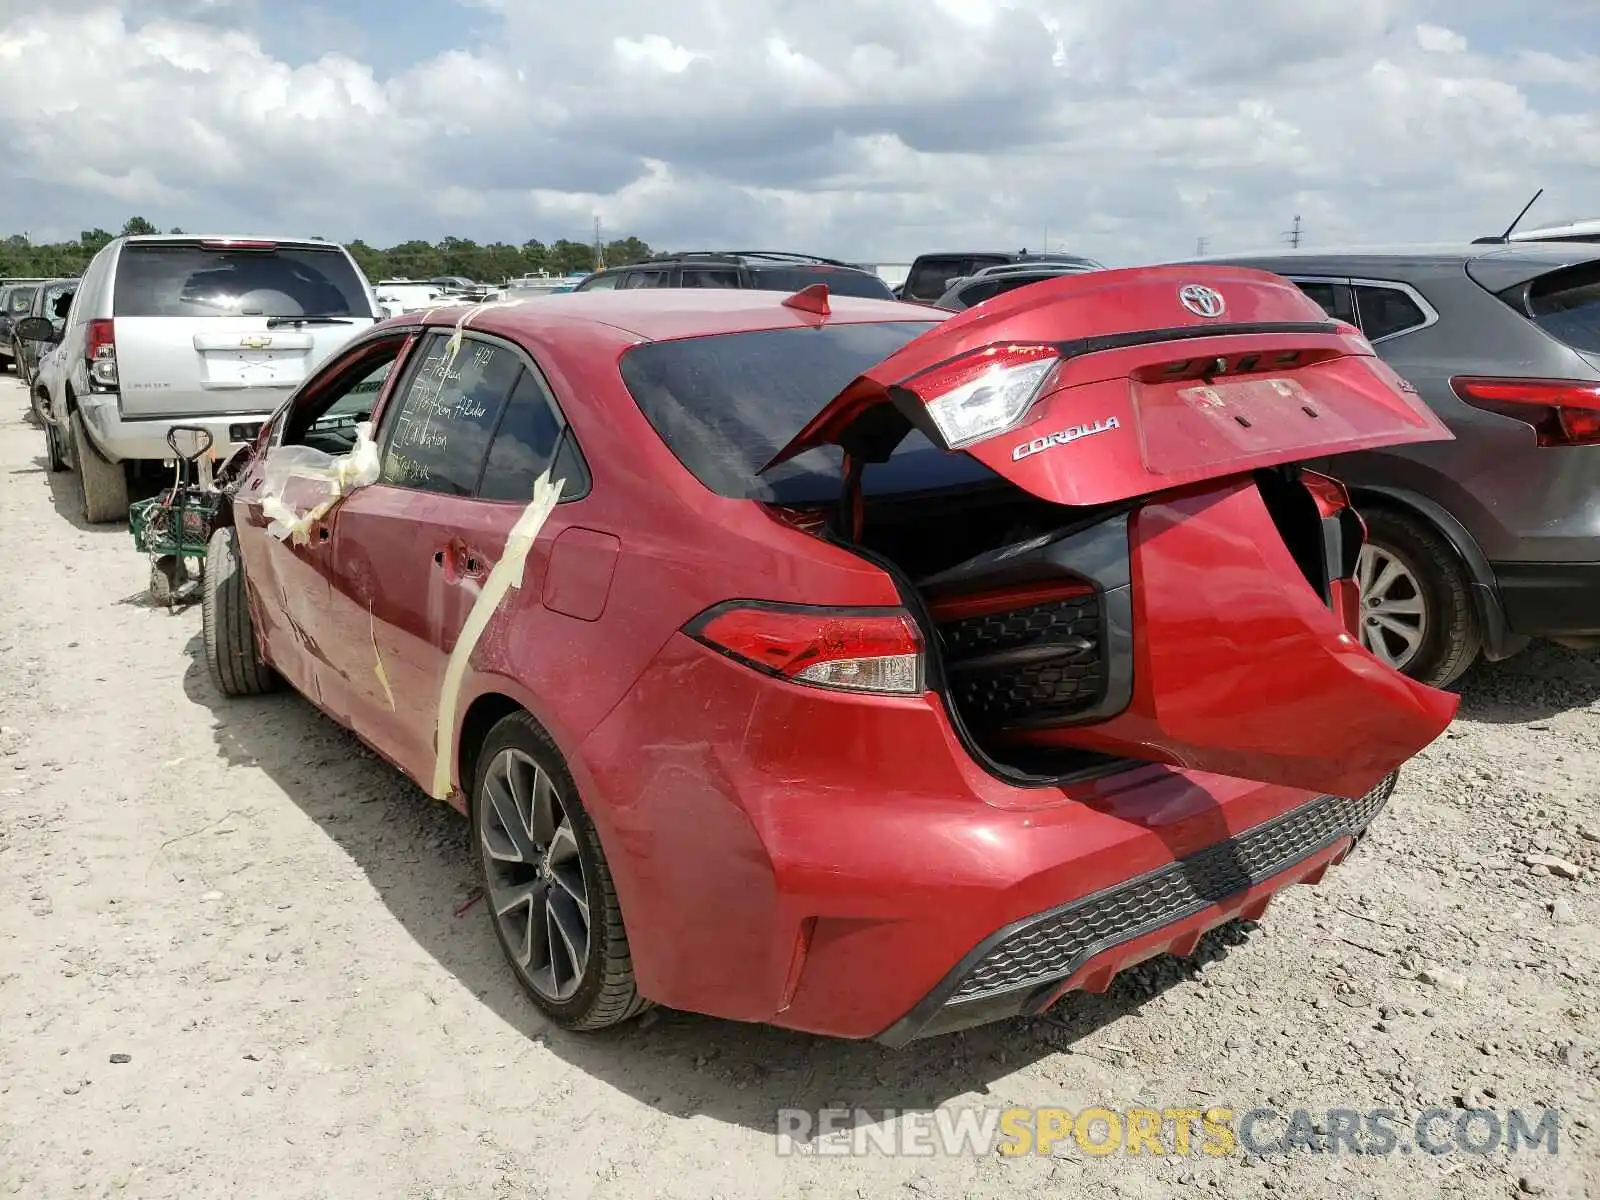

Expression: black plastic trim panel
xmin=876 ymin=771 xmax=1398 ymax=1046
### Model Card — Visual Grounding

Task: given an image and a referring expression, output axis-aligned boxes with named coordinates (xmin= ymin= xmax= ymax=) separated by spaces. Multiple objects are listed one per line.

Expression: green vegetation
xmin=0 ymin=216 xmax=655 ymax=281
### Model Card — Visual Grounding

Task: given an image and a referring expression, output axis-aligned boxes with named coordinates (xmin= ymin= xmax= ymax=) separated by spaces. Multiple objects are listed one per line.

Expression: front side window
xmin=579 ymin=272 xmax=620 ymax=291
xmin=278 ymin=334 xmax=411 ymax=453
xmin=376 ymin=333 xmax=522 ymax=495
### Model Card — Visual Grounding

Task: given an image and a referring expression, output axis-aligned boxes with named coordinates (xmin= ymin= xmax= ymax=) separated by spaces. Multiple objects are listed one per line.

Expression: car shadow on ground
xmin=1454 ymin=639 xmax=1600 ymax=723
xmin=177 ymin=632 xmax=1251 ymax=1135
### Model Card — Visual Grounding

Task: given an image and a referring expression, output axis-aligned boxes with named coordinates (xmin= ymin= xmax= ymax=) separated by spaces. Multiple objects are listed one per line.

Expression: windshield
xmin=1526 ymin=261 xmax=1600 ymax=354
xmin=113 ymin=243 xmax=374 ymax=319
xmin=619 ymin=320 xmax=947 ymax=500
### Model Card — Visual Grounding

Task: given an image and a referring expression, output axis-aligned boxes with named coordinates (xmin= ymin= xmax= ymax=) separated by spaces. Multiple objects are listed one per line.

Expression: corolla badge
xmin=1179 ymin=284 xmax=1226 ymax=318
xmin=1012 ymin=416 xmax=1121 ymax=462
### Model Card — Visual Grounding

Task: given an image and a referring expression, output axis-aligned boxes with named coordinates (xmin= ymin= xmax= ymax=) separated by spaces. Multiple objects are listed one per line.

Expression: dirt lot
xmin=0 ymin=375 xmax=1596 ymax=1200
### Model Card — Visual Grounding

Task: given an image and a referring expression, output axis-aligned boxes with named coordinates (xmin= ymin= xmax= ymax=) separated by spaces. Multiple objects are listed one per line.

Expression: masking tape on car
xmin=428 ymin=467 xmax=565 ymax=800
xmin=258 ymin=421 xmax=382 ymax=544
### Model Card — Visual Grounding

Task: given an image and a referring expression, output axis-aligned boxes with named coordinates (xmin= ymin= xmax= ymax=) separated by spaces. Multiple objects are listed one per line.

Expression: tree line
xmin=0 ymin=216 xmax=656 ymax=282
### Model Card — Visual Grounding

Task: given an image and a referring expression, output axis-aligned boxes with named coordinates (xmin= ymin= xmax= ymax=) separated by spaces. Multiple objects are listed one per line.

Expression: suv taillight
xmin=1451 ymin=376 xmax=1600 ymax=446
xmin=86 ymin=318 xmax=118 ymax=389
xmin=686 ymin=602 xmax=925 ymax=695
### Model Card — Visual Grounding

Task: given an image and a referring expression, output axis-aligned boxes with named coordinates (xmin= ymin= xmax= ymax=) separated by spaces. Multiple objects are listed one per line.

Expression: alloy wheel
xmin=479 ymin=747 xmax=591 ymax=1002
xmin=1355 ymin=542 xmax=1429 ymax=671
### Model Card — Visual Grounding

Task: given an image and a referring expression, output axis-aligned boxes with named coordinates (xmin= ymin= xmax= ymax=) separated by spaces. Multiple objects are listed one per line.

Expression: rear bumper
xmin=78 ymin=393 xmax=270 ymax=463
xmin=1493 ymin=560 xmax=1600 ymax=637
xmin=876 ymin=776 xmax=1394 ymax=1045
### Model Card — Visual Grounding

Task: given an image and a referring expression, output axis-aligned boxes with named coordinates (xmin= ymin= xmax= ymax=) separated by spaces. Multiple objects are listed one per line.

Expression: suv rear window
xmin=618 ymin=321 xmax=939 ymax=499
xmin=903 ymin=256 xmax=1008 ymax=303
xmin=113 ymin=243 xmax=372 ymax=319
xmin=750 ymin=266 xmax=895 ymax=300
xmin=1524 ymin=261 xmax=1600 ymax=354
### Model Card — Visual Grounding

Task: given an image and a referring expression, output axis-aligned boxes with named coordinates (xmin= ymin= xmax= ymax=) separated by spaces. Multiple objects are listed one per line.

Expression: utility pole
xmin=1196 ymin=236 xmax=1210 ymax=256
xmin=593 ymin=215 xmax=604 ymax=271
xmin=1283 ymin=215 xmax=1302 ymax=249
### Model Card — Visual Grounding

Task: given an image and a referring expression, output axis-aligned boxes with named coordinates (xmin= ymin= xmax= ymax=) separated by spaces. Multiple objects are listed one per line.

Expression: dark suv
xmin=1191 ymin=242 xmax=1600 ymax=686
xmin=898 ymin=251 xmax=1105 ymax=305
xmin=0 ymin=280 xmax=48 ymax=372
xmin=572 ymin=251 xmax=895 ymax=299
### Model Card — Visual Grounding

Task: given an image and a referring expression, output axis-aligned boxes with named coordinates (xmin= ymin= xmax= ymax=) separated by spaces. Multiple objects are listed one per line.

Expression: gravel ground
xmin=0 ymin=375 xmax=1596 ymax=1200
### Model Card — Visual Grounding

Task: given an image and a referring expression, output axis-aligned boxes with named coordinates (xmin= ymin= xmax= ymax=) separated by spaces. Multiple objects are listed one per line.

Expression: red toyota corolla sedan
xmin=203 ymin=268 xmax=1458 ymax=1044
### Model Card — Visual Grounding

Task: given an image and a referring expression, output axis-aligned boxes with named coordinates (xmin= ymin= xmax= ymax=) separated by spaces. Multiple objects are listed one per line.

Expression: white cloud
xmin=0 ymin=0 xmax=1596 ymax=262
xmin=1415 ymin=22 xmax=1468 ymax=53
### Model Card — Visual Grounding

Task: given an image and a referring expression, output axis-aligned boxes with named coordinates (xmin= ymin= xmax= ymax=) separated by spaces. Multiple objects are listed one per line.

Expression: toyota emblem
xmin=1179 ymin=284 xmax=1226 ymax=318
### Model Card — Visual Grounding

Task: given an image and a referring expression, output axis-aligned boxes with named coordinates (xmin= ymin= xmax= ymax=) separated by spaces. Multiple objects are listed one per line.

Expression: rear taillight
xmin=901 ymin=344 xmax=1060 ymax=449
xmin=1451 ymin=377 xmax=1600 ymax=447
xmin=85 ymin=318 xmax=117 ymax=389
xmin=686 ymin=603 xmax=925 ymax=695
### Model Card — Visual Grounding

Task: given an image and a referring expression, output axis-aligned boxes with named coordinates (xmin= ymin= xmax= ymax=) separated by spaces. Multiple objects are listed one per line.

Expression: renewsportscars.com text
xmin=775 ymin=1105 xmax=1563 ymax=1159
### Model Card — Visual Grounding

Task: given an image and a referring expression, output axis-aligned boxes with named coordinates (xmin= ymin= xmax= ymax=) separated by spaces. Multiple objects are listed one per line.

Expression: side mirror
xmin=14 ymin=316 xmax=58 ymax=342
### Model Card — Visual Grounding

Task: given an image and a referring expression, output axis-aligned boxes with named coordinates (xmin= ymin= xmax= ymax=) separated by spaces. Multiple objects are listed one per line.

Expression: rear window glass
xmin=113 ymin=243 xmax=372 ymax=319
xmin=618 ymin=321 xmax=940 ymax=499
xmin=1525 ymin=262 xmax=1600 ymax=354
xmin=903 ymin=256 xmax=1007 ymax=303
xmin=750 ymin=267 xmax=895 ymax=300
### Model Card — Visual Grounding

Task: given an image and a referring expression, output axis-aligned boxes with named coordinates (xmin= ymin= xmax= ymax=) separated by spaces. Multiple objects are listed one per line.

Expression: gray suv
xmin=23 ymin=235 xmax=379 ymax=522
xmin=1189 ymin=242 xmax=1600 ymax=686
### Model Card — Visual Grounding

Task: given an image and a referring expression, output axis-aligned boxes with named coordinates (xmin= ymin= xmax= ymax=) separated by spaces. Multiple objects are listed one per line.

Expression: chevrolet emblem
xmin=240 ymin=335 xmax=272 ymax=349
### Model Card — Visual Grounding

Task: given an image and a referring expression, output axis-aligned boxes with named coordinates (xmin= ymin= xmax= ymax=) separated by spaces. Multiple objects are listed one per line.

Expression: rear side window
xmin=112 ymin=242 xmax=373 ymax=319
xmin=377 ymin=333 xmax=521 ymax=495
xmin=618 ymin=320 xmax=939 ymax=498
xmin=478 ymin=368 xmax=588 ymax=501
xmin=1353 ymin=285 xmax=1429 ymax=341
xmin=1524 ymin=262 xmax=1600 ymax=354
xmin=1294 ymin=281 xmax=1358 ymax=325
xmin=751 ymin=267 xmax=895 ymax=300
xmin=680 ymin=268 xmax=742 ymax=289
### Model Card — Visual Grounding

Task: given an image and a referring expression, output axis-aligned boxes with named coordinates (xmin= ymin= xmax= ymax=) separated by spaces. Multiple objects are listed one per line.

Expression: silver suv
xmin=25 ymin=234 xmax=380 ymax=522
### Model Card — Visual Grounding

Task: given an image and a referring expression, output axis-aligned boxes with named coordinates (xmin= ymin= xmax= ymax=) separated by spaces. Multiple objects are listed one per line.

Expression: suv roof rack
xmin=653 ymin=250 xmax=866 ymax=270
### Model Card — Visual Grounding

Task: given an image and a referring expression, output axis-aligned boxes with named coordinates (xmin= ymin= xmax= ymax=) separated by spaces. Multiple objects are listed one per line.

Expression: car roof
xmin=1186 ymin=241 xmax=1598 ymax=269
xmin=119 ymin=234 xmax=344 ymax=247
xmin=1512 ymin=218 xmax=1600 ymax=241
xmin=414 ymin=288 xmax=944 ymax=347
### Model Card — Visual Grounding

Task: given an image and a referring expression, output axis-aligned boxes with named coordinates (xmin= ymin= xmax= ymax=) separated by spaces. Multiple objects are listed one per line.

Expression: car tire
xmin=43 ymin=418 xmax=66 ymax=472
xmin=70 ymin=409 xmax=130 ymax=524
xmin=471 ymin=711 xmax=650 ymax=1031
xmin=202 ymin=526 xmax=277 ymax=697
xmin=29 ymin=382 xmax=50 ymax=428
xmin=1355 ymin=507 xmax=1481 ymax=688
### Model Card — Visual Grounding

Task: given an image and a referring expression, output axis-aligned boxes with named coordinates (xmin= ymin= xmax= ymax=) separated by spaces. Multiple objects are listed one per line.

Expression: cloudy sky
xmin=0 ymin=0 xmax=1597 ymax=265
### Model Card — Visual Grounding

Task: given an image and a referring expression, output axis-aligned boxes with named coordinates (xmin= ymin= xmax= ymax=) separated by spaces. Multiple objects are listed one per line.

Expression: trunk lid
xmin=766 ymin=266 xmax=1459 ymax=798
xmin=112 ymin=239 xmax=378 ymax=419
xmin=766 ymin=265 xmax=1452 ymax=506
